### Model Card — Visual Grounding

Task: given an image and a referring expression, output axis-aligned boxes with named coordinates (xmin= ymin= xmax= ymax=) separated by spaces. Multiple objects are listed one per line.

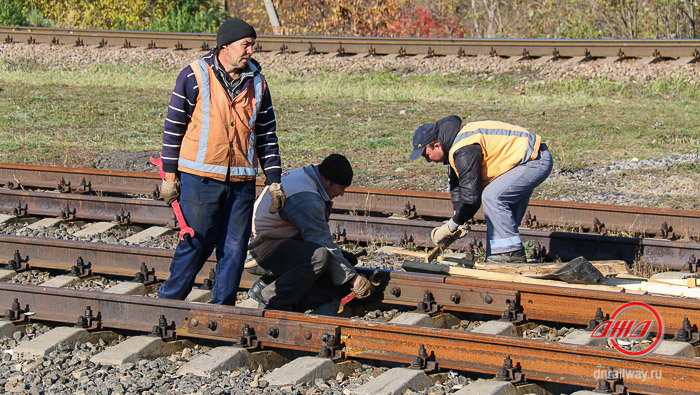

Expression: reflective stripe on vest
xmin=178 ymin=59 xmax=263 ymax=177
xmin=448 ymin=121 xmax=540 ymax=183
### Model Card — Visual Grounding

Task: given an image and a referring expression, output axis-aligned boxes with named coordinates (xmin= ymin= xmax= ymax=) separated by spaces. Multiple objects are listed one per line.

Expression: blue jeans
xmin=158 ymin=172 xmax=255 ymax=305
xmin=482 ymin=148 xmax=553 ymax=255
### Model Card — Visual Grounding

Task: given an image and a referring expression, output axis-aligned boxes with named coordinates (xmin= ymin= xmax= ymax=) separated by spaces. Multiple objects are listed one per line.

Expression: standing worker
xmin=409 ymin=116 xmax=553 ymax=263
xmin=157 ymin=18 xmax=286 ymax=305
xmin=246 ymin=154 xmax=373 ymax=311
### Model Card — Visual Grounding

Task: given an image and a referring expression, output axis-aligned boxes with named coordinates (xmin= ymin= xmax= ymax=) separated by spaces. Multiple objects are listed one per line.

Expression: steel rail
xmin=3 ymin=26 xmax=700 ymax=59
xmin=0 ymin=187 xmax=697 ymax=267
xmin=0 ymin=234 xmax=698 ymax=332
xmin=1 ymin=164 xmax=699 ymax=241
xmin=0 ymin=282 xmax=698 ymax=394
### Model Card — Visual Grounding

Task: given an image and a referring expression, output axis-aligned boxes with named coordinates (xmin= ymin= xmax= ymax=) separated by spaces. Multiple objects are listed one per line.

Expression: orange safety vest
xmin=178 ymin=59 xmax=265 ymax=182
xmin=448 ymin=121 xmax=541 ymax=186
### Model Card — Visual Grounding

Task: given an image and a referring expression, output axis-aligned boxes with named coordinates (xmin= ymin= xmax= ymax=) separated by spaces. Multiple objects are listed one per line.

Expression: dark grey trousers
xmin=256 ymin=239 xmax=332 ymax=310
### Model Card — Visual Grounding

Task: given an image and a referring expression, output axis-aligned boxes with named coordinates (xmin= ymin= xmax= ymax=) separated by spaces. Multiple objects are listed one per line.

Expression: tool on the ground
xmin=532 ymin=256 xmax=607 ymax=284
xmin=403 ymin=256 xmax=608 ymax=285
xmin=150 ymin=154 xmax=195 ymax=241
xmin=425 ymin=224 xmax=469 ymax=263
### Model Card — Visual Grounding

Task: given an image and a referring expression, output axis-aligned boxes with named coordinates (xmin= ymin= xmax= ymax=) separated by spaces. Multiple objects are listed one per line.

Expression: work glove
xmin=160 ymin=179 xmax=180 ymax=205
xmin=268 ymin=182 xmax=286 ymax=214
xmin=341 ymin=249 xmax=358 ymax=266
xmin=352 ymin=273 xmax=373 ymax=299
xmin=431 ymin=222 xmax=457 ymax=245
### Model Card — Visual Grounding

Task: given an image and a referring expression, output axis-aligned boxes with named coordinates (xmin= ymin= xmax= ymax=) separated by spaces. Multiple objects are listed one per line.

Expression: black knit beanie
xmin=217 ymin=18 xmax=257 ymax=49
xmin=318 ymin=154 xmax=353 ymax=187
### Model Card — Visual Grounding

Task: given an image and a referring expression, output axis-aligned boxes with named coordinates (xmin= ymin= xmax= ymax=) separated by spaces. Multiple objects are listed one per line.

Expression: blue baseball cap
xmin=409 ymin=122 xmax=439 ymax=160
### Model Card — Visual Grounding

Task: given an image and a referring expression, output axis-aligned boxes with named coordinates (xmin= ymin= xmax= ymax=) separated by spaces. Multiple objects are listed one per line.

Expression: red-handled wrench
xmin=150 ymin=154 xmax=195 ymax=241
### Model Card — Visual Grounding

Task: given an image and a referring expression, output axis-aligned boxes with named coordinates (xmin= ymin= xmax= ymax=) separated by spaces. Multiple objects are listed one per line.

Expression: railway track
xmin=3 ymin=25 xmax=700 ymax=63
xmin=0 ymin=164 xmax=698 ymax=269
xmin=0 ymin=236 xmax=699 ymax=394
xmin=0 ymin=165 xmax=699 ymax=393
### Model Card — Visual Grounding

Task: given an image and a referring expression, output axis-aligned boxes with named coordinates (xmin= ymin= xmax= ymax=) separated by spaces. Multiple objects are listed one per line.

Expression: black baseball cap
xmin=409 ymin=115 xmax=462 ymax=160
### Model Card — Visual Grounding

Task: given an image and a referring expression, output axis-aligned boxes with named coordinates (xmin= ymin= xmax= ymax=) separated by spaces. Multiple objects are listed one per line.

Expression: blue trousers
xmin=158 ymin=172 xmax=255 ymax=305
xmin=482 ymin=148 xmax=553 ymax=256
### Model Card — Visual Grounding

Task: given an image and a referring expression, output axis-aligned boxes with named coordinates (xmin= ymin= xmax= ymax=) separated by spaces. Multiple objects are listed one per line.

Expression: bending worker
xmin=247 ymin=154 xmax=373 ymax=311
xmin=157 ymin=18 xmax=286 ymax=305
xmin=409 ymin=116 xmax=553 ymax=263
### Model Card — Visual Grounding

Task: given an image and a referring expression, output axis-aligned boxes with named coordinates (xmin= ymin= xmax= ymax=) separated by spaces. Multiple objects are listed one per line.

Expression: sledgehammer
xmin=150 ymin=154 xmax=195 ymax=241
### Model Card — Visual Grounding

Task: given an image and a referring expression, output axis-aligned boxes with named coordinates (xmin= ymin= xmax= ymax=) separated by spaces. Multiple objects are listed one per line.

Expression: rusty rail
xmin=0 ymin=282 xmax=698 ymax=394
xmin=1 ymin=164 xmax=698 ymax=241
xmin=0 ymin=234 xmax=698 ymax=332
xmin=3 ymin=26 xmax=700 ymax=61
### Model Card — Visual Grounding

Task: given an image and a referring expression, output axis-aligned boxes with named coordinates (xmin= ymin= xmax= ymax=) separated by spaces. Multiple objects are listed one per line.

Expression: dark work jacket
xmin=438 ymin=120 xmax=482 ymax=226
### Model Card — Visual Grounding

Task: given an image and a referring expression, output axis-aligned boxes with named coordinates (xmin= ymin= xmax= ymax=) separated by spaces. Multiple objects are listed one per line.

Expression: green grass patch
xmin=1 ymin=64 xmax=699 ymax=191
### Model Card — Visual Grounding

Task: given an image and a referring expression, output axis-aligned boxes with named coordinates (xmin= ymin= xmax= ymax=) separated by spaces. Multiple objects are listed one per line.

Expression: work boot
xmin=247 ymin=277 xmax=270 ymax=308
xmin=485 ymin=248 xmax=526 ymax=264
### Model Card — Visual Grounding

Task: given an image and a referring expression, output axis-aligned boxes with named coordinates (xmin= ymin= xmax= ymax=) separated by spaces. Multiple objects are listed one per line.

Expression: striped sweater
xmin=160 ymin=50 xmax=281 ymax=184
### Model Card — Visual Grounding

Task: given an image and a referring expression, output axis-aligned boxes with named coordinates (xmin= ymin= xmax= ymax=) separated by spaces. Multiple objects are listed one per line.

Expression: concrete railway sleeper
xmin=0 ymin=281 xmax=698 ymax=394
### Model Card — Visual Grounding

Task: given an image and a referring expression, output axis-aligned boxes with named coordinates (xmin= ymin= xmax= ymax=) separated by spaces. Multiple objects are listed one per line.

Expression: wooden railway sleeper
xmin=69 ymin=257 xmax=92 ymax=278
xmin=151 ymin=314 xmax=177 ymax=341
xmin=495 ymin=355 xmax=526 ymax=386
xmin=75 ymin=306 xmax=101 ymax=331
xmin=6 ymin=250 xmax=30 ymax=272
xmin=594 ymin=369 xmax=627 ymax=395
xmin=672 ymin=317 xmax=700 ymax=345
xmin=409 ymin=344 xmax=438 ymax=373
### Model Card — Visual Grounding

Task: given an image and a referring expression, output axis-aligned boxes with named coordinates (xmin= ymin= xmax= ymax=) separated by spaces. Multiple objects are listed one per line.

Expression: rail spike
xmin=151 ymin=314 xmax=177 ymax=341
xmin=409 ymin=344 xmax=438 ymax=373
xmin=499 ymin=295 xmax=527 ymax=325
xmin=5 ymin=298 xmax=32 ymax=323
xmin=495 ymin=355 xmax=526 ymax=385
xmin=75 ymin=306 xmax=101 ymax=331
xmin=234 ymin=324 xmax=259 ymax=349
xmin=318 ymin=332 xmax=343 ymax=360
xmin=7 ymin=250 xmax=30 ymax=272
xmin=134 ymin=262 xmax=157 ymax=285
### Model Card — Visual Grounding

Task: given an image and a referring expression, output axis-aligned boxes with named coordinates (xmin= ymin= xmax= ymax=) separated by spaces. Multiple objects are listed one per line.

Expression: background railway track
xmin=3 ymin=26 xmax=700 ymax=64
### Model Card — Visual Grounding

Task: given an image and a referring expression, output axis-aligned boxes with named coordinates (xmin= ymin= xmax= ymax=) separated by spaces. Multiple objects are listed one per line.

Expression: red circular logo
xmin=590 ymin=302 xmax=664 ymax=357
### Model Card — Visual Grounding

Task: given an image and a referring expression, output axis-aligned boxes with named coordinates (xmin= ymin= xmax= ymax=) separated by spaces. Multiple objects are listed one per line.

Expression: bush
xmin=148 ymin=0 xmax=228 ymax=33
xmin=0 ymin=0 xmax=29 ymax=26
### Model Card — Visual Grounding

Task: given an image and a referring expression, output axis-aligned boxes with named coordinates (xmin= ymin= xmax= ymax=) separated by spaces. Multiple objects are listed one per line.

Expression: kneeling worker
xmin=247 ymin=154 xmax=373 ymax=310
xmin=409 ymin=116 xmax=553 ymax=263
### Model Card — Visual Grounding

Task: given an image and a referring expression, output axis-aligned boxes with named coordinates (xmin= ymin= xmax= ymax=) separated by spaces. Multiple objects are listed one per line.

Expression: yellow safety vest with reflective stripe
xmin=448 ymin=121 xmax=541 ymax=186
xmin=178 ymin=59 xmax=264 ymax=182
